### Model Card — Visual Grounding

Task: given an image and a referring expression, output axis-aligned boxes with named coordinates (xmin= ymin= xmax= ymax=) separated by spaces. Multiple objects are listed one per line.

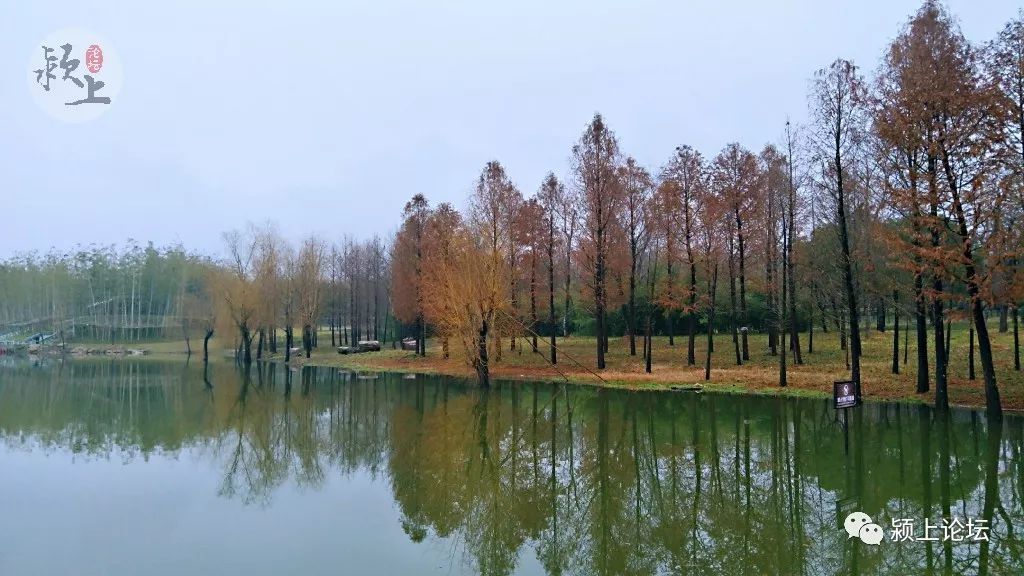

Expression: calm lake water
xmin=0 ymin=359 xmax=1021 ymax=575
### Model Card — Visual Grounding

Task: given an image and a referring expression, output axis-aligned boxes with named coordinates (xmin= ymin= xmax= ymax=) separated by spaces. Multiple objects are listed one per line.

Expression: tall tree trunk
xmin=203 ymin=328 xmax=213 ymax=363
xmin=807 ymin=299 xmax=814 ymax=354
xmin=969 ymin=321 xmax=976 ymax=381
xmin=834 ymin=138 xmax=861 ymax=388
xmin=241 ymin=325 xmax=252 ymax=364
xmin=942 ymin=152 xmax=1000 ymax=418
xmin=736 ymin=209 xmax=749 ymax=361
xmin=928 ymin=152 xmax=948 ymax=410
xmin=892 ymin=291 xmax=900 ymax=375
xmin=596 ymin=209 xmax=606 ymax=370
xmin=1014 ymin=305 xmax=1020 ymax=372
xmin=419 ymin=315 xmax=426 ymax=357
xmin=531 ymin=252 xmax=539 ymax=354
xmin=729 ymin=235 xmax=741 ymax=366
xmin=779 ymin=254 xmax=787 ymax=388
xmin=705 ymin=263 xmax=719 ymax=381
xmin=628 ymin=235 xmax=638 ymax=356
xmin=303 ymin=324 xmax=313 ymax=358
xmin=475 ymin=319 xmax=490 ymax=388
xmin=548 ymin=217 xmax=557 ymax=365
xmin=687 ymin=260 xmax=698 ymax=366
xmin=914 ymin=255 xmax=930 ymax=394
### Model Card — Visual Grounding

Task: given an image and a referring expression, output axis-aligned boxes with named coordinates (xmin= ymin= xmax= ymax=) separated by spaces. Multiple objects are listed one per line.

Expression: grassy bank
xmin=301 ymin=324 xmax=1023 ymax=411
xmin=50 ymin=322 xmax=1023 ymax=411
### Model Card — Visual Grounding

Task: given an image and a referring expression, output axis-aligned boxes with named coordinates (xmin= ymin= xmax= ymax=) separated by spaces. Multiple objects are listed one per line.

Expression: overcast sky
xmin=0 ymin=0 xmax=1018 ymax=258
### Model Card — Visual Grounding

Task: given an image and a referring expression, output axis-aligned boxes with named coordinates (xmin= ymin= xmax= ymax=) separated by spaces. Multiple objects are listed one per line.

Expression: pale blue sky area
xmin=0 ymin=1 xmax=1018 ymax=257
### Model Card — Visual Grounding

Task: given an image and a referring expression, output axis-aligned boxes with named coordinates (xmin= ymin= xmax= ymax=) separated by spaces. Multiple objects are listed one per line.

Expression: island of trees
xmin=1 ymin=2 xmax=1021 ymax=417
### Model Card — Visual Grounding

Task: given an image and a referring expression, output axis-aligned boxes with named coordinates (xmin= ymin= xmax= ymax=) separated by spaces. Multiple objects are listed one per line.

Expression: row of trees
xmin=213 ymin=224 xmax=396 ymax=364
xmin=392 ymin=2 xmax=1023 ymax=418
xmin=0 ymin=243 xmax=209 ymax=343
xmin=0 ymin=228 xmax=396 ymax=365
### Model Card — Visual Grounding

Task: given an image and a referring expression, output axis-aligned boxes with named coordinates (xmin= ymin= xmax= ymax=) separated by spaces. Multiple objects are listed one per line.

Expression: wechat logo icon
xmin=844 ymin=512 xmax=884 ymax=545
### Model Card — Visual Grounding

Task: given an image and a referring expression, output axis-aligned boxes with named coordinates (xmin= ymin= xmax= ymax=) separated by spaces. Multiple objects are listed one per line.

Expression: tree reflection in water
xmin=0 ymin=359 xmax=1021 ymax=575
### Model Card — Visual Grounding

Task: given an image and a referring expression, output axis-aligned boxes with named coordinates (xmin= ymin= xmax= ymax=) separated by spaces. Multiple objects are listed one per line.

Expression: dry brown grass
xmin=295 ymin=323 xmax=1023 ymax=410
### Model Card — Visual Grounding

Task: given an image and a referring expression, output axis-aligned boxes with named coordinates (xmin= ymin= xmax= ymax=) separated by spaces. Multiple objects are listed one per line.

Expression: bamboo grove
xmin=0 ymin=228 xmax=394 ymax=366
xmin=391 ymin=3 xmax=1024 ymax=417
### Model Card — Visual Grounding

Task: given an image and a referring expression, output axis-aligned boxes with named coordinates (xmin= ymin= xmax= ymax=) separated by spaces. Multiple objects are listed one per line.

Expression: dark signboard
xmin=833 ymin=380 xmax=860 ymax=409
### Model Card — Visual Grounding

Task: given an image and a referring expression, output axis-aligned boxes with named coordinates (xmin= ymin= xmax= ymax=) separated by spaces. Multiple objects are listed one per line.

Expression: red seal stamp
xmin=86 ymin=44 xmax=103 ymax=73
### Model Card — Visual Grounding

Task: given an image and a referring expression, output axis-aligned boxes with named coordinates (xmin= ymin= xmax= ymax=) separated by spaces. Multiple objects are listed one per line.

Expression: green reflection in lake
xmin=0 ymin=358 xmax=1022 ymax=575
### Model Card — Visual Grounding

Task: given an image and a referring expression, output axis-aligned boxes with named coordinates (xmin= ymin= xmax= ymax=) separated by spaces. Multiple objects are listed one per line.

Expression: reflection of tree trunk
xmin=938 ymin=413 xmax=953 ymax=574
xmin=596 ymin=390 xmax=610 ymax=574
xmin=978 ymin=418 xmax=1003 ymax=576
xmin=743 ymin=402 xmax=751 ymax=568
xmin=691 ymin=394 xmax=701 ymax=568
xmin=919 ymin=404 xmax=934 ymax=572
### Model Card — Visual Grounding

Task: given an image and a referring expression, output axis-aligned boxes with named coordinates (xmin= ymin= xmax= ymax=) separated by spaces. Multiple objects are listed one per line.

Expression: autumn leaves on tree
xmin=388 ymin=3 xmax=1023 ymax=418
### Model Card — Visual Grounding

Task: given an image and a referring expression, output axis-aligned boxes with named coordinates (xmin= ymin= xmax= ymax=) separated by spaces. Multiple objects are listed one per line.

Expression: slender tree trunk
xmin=419 ymin=316 xmax=426 ymax=357
xmin=687 ymin=260 xmax=698 ymax=366
xmin=729 ymin=235 xmax=741 ymax=366
xmin=203 ymin=328 xmax=213 ymax=363
xmin=1014 ymin=306 xmax=1020 ymax=371
xmin=785 ymin=124 xmax=802 ymax=364
xmin=645 ymin=316 xmax=652 ymax=374
xmin=834 ymin=137 xmax=861 ymax=387
xmin=892 ymin=291 xmax=900 ymax=375
xmin=942 ymin=151 xmax=1000 ymax=417
xmin=596 ymin=209 xmax=606 ymax=370
xmin=969 ymin=321 xmax=976 ymax=381
xmin=999 ymin=305 xmax=1009 ymax=333
xmin=531 ymin=252 xmax=539 ymax=354
xmin=807 ymin=299 xmax=814 ymax=354
xmin=944 ymin=319 xmax=951 ymax=375
xmin=915 ymin=257 xmax=930 ymax=394
xmin=628 ymin=236 xmax=638 ymax=356
xmin=705 ymin=263 xmax=719 ymax=381
xmin=548 ymin=216 xmax=557 ymax=365
xmin=475 ymin=319 xmax=490 ymax=388
xmin=241 ymin=325 xmax=252 ymax=364
xmin=779 ymin=261 xmax=787 ymax=388
xmin=736 ymin=210 xmax=749 ymax=361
